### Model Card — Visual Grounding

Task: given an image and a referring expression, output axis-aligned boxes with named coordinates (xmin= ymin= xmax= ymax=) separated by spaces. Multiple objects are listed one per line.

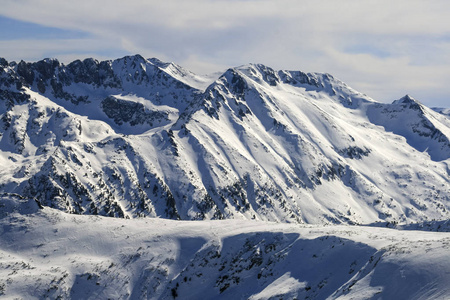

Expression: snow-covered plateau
xmin=1 ymin=55 xmax=450 ymax=299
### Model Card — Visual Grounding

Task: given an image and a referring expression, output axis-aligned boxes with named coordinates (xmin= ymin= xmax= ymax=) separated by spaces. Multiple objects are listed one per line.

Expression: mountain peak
xmin=216 ymin=68 xmax=248 ymax=95
xmin=115 ymin=54 xmax=146 ymax=64
xmin=392 ymin=94 xmax=419 ymax=105
xmin=0 ymin=57 xmax=8 ymax=67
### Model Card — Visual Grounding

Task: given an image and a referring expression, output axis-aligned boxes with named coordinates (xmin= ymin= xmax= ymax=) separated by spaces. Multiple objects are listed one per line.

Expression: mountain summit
xmin=1 ymin=55 xmax=450 ymax=225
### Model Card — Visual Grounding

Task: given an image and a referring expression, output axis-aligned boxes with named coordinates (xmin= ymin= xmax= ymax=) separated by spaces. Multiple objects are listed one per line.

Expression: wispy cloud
xmin=1 ymin=0 xmax=450 ymax=106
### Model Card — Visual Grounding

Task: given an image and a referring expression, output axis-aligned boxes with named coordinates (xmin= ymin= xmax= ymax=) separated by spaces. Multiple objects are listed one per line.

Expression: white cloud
xmin=1 ymin=0 xmax=450 ymax=106
xmin=0 ymin=37 xmax=129 ymax=63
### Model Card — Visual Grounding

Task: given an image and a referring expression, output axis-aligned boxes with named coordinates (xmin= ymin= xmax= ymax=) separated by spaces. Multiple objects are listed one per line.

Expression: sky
xmin=1 ymin=0 xmax=450 ymax=107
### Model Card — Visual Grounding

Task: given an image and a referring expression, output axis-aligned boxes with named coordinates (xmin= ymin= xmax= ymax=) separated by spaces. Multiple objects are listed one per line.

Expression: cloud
xmin=0 ymin=38 xmax=130 ymax=64
xmin=1 ymin=0 xmax=450 ymax=106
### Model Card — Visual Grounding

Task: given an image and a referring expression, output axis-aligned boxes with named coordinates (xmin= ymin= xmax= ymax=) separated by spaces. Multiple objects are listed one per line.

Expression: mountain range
xmin=2 ymin=55 xmax=450 ymax=299
xmin=1 ymin=54 xmax=450 ymax=225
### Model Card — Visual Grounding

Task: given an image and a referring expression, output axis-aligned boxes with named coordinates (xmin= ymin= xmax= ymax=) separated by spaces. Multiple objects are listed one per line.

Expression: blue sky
xmin=0 ymin=16 xmax=88 ymax=40
xmin=1 ymin=0 xmax=450 ymax=108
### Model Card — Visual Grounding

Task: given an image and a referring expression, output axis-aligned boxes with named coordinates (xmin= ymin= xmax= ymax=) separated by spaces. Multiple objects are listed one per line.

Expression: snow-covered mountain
xmin=1 ymin=55 xmax=450 ymax=225
xmin=2 ymin=55 xmax=450 ymax=299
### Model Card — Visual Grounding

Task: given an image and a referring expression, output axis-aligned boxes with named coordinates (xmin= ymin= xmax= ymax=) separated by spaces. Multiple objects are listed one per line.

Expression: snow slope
xmin=1 ymin=196 xmax=449 ymax=299
xmin=1 ymin=56 xmax=450 ymax=225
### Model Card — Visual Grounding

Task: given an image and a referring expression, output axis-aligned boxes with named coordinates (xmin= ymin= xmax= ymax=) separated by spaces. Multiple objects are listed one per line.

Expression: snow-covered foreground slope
xmin=1 ymin=55 xmax=450 ymax=225
xmin=1 ymin=196 xmax=450 ymax=299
